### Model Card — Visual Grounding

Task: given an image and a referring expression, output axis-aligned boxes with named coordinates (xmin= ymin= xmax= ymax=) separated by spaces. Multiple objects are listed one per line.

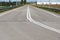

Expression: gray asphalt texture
xmin=0 ymin=5 xmax=60 ymax=40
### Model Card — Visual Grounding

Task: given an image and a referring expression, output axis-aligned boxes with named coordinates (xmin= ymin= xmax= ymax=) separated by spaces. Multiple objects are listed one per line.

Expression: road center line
xmin=27 ymin=5 xmax=60 ymax=34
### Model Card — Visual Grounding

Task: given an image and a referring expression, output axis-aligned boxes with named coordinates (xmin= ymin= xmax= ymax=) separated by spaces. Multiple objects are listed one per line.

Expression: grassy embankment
xmin=33 ymin=4 xmax=60 ymax=14
xmin=0 ymin=5 xmax=22 ymax=13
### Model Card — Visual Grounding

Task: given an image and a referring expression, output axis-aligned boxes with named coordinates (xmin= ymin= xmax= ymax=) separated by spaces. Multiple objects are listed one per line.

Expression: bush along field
xmin=33 ymin=4 xmax=60 ymax=14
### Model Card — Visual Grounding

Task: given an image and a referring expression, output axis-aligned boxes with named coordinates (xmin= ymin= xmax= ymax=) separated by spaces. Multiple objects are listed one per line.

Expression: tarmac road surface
xmin=0 ymin=5 xmax=60 ymax=40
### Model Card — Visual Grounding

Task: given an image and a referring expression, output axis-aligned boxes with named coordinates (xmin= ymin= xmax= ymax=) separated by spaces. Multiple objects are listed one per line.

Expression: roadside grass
xmin=39 ymin=7 xmax=60 ymax=14
xmin=0 ymin=5 xmax=22 ymax=13
xmin=33 ymin=5 xmax=60 ymax=14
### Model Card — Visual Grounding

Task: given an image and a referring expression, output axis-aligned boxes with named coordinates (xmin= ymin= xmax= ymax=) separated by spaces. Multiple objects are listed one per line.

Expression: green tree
xmin=24 ymin=0 xmax=26 ymax=4
xmin=21 ymin=0 xmax=23 ymax=5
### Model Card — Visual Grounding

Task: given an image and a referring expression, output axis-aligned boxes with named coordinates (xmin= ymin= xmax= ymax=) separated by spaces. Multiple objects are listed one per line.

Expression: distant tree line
xmin=21 ymin=0 xmax=26 ymax=5
xmin=0 ymin=2 xmax=21 ymax=6
xmin=0 ymin=0 xmax=27 ymax=6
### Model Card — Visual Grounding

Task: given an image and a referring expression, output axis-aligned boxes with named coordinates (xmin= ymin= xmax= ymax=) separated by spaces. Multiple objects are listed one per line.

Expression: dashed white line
xmin=27 ymin=5 xmax=60 ymax=34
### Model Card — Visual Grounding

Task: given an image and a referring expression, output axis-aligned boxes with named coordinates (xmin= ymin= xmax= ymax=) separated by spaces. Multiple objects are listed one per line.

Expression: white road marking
xmin=27 ymin=5 xmax=60 ymax=34
xmin=45 ymin=11 xmax=60 ymax=18
xmin=33 ymin=6 xmax=60 ymax=18
xmin=0 ymin=6 xmax=24 ymax=16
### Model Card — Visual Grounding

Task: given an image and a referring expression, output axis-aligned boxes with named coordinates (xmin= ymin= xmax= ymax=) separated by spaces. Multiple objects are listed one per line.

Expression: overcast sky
xmin=0 ymin=0 xmax=60 ymax=2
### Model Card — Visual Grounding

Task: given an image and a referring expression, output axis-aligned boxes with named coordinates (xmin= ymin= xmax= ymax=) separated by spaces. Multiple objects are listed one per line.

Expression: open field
xmin=48 ymin=4 xmax=60 ymax=8
xmin=37 ymin=4 xmax=60 ymax=8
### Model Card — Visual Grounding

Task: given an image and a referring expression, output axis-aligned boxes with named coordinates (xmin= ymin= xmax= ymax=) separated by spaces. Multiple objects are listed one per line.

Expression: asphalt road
xmin=0 ymin=5 xmax=60 ymax=40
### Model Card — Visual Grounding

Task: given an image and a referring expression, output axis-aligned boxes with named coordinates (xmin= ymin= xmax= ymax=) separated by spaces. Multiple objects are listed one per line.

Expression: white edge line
xmin=0 ymin=6 xmax=24 ymax=16
xmin=27 ymin=5 xmax=60 ymax=34
xmin=45 ymin=11 xmax=60 ymax=18
xmin=33 ymin=6 xmax=60 ymax=18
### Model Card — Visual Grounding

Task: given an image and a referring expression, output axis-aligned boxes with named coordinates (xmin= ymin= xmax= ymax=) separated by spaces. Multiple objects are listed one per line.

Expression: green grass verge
xmin=0 ymin=5 xmax=22 ymax=13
